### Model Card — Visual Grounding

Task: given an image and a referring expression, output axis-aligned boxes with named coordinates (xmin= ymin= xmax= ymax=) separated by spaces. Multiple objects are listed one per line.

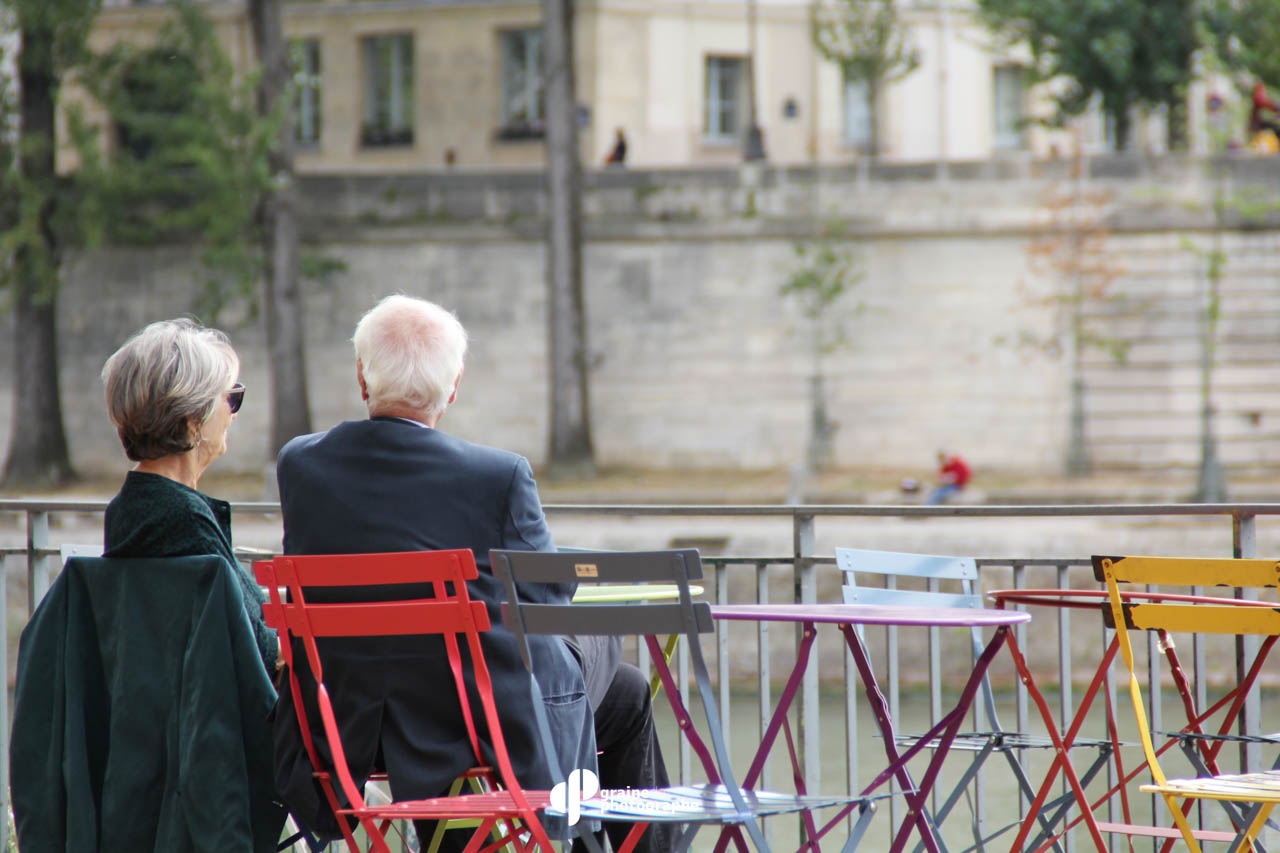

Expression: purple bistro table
xmin=710 ymin=603 xmax=1031 ymax=853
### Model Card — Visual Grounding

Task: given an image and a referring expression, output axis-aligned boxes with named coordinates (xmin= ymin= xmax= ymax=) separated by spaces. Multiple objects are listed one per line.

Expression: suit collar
xmin=369 ymin=415 xmax=432 ymax=430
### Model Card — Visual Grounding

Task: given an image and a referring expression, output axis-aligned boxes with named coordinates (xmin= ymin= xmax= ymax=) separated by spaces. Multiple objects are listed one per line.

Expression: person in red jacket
xmin=928 ymin=450 xmax=972 ymax=505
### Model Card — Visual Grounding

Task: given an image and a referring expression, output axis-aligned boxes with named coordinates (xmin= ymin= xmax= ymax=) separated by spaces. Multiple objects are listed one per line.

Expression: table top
xmin=988 ymin=587 xmax=1280 ymax=611
xmin=710 ymin=602 xmax=1030 ymax=628
xmin=573 ymin=583 xmax=705 ymax=603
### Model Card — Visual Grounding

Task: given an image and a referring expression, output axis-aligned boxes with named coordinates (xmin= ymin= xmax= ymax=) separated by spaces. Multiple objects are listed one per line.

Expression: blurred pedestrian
xmin=927 ymin=450 xmax=971 ymax=505
xmin=604 ymin=127 xmax=627 ymax=167
xmin=1249 ymin=81 xmax=1280 ymax=144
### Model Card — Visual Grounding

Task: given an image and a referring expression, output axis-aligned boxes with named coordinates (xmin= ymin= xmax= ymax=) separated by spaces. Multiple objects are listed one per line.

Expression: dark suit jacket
xmin=273 ymin=417 xmax=597 ymax=833
xmin=11 ymin=556 xmax=284 ymax=853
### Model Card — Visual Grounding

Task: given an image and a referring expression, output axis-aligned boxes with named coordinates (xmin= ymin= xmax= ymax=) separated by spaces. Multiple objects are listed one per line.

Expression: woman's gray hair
xmin=101 ymin=318 xmax=240 ymax=461
xmin=353 ymin=294 xmax=468 ymax=418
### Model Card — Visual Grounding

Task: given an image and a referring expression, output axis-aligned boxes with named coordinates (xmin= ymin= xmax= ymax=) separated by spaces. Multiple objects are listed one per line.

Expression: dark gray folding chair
xmin=491 ymin=547 xmax=880 ymax=853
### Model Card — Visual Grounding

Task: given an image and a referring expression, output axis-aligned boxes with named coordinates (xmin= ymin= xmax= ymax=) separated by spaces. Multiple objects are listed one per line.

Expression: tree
xmin=77 ymin=3 xmax=331 ymax=461
xmin=976 ymin=0 xmax=1198 ymax=151
xmin=779 ymin=221 xmax=864 ymax=474
xmin=1184 ymin=217 xmax=1227 ymax=502
xmin=1010 ymin=137 xmax=1130 ymax=476
xmin=543 ymin=0 xmax=594 ymax=475
xmin=810 ymin=0 xmax=919 ymax=158
xmin=0 ymin=0 xmax=101 ymax=488
xmin=74 ymin=3 xmax=326 ymax=462
xmin=249 ymin=0 xmax=312 ymax=456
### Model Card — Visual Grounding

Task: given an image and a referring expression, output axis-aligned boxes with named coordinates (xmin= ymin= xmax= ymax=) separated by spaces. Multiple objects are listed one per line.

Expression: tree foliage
xmin=0 ymin=0 xmax=99 ymax=300
xmin=811 ymin=0 xmax=919 ymax=87
xmin=780 ymin=223 xmax=864 ymax=362
xmin=1014 ymin=173 xmax=1132 ymax=367
xmin=810 ymin=0 xmax=919 ymax=156
xmin=1204 ymin=0 xmax=1280 ymax=91
xmin=71 ymin=3 xmax=277 ymax=320
xmin=976 ymin=0 xmax=1198 ymax=150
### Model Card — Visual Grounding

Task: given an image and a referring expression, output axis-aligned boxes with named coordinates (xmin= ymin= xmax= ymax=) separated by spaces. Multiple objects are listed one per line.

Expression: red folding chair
xmin=255 ymin=550 xmax=555 ymax=853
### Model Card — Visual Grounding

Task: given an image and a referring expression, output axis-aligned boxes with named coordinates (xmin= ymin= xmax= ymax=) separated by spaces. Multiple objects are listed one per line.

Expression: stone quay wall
xmin=7 ymin=155 xmax=1280 ymax=482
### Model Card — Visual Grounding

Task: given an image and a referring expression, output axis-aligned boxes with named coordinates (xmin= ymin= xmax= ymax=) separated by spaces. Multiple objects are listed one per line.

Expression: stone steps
xmin=1079 ymin=231 xmax=1280 ymax=472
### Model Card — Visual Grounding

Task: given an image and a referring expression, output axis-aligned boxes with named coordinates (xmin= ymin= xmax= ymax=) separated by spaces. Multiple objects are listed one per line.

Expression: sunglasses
xmin=226 ymin=383 xmax=245 ymax=414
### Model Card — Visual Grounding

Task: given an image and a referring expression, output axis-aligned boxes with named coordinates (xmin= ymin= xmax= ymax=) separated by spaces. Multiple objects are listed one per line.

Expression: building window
xmin=993 ymin=64 xmax=1026 ymax=150
xmin=291 ymin=39 xmax=322 ymax=147
xmin=499 ymin=28 xmax=543 ymax=138
xmin=361 ymin=33 xmax=414 ymax=147
xmin=704 ymin=56 xmax=747 ymax=142
xmin=842 ymin=75 xmax=872 ymax=151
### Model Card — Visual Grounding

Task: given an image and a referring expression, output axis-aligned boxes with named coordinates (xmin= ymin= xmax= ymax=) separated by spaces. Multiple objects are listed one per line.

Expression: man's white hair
xmin=353 ymin=294 xmax=468 ymax=418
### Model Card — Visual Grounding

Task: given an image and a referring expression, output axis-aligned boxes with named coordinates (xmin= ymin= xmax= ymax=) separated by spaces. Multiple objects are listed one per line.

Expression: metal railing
xmin=3 ymin=499 xmax=1278 ymax=851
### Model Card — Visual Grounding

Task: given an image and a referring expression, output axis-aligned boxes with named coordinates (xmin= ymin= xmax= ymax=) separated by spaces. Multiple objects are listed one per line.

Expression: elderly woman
xmin=101 ymin=318 xmax=277 ymax=674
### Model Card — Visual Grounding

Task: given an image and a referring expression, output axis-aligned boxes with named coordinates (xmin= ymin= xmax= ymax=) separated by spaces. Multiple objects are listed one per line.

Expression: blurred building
xmin=86 ymin=0 xmax=1214 ymax=171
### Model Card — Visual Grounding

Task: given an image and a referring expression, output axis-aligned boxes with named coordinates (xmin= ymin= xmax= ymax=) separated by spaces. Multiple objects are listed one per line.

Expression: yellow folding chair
xmin=1095 ymin=555 xmax=1280 ymax=853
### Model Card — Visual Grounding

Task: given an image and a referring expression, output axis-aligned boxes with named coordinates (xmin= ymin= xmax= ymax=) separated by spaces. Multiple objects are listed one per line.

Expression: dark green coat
xmin=10 ymin=555 xmax=286 ymax=853
xmin=104 ymin=470 xmax=278 ymax=673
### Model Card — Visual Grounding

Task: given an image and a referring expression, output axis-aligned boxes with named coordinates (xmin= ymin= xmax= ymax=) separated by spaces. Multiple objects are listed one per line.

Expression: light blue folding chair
xmin=837 ymin=547 xmax=1114 ymax=853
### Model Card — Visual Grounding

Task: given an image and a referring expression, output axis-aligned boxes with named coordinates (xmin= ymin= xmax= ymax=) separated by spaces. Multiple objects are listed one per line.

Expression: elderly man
xmin=273 ymin=294 xmax=669 ymax=852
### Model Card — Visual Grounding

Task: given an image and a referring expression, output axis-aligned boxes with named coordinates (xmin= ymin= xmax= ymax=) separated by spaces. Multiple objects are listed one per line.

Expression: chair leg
xmin=1227 ymin=803 xmax=1276 ymax=853
xmin=673 ymin=823 xmax=695 ymax=853
xmin=358 ymin=817 xmax=398 ymax=853
xmin=1163 ymin=792 xmax=1206 ymax=853
xmin=841 ymin=801 xmax=879 ymax=853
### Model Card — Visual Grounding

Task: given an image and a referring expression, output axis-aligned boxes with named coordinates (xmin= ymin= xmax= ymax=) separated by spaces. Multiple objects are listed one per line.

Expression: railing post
xmin=1055 ymin=563 xmax=1075 ymax=853
xmin=793 ymin=512 xmax=819 ymax=832
xmin=27 ymin=510 xmax=50 ymax=614
xmin=1012 ymin=563 xmax=1030 ymax=820
xmin=927 ymin=575 xmax=943 ymax=821
xmin=1233 ymin=512 xmax=1261 ymax=773
xmin=1 ymin=554 xmax=8 ymax=853
xmin=1146 ymin=584 xmax=1163 ymax=827
xmin=756 ymin=560 xmax=772 ymax=813
xmin=716 ymin=562 xmax=731 ymax=759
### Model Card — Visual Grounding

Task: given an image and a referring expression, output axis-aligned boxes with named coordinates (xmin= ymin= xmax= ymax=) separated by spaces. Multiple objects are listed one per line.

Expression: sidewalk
xmin=7 ymin=464 xmax=1277 ymax=505
xmin=533 ymin=467 xmax=1280 ymax=507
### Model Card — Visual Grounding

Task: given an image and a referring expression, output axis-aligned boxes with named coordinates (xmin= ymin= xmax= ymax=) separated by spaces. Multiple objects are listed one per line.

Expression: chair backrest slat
xmin=491 ymin=548 xmax=704 ymax=585
xmin=837 ymin=547 xmax=978 ymax=582
xmin=1093 ymin=554 xmax=1280 ymax=590
xmin=843 ymin=586 xmax=983 ymax=609
xmin=269 ymin=551 xmax=479 ymax=588
xmin=263 ymin=598 xmax=491 ymax=637
xmin=513 ymin=601 xmax=715 ymax=636
xmin=1113 ymin=602 xmax=1280 ymax=636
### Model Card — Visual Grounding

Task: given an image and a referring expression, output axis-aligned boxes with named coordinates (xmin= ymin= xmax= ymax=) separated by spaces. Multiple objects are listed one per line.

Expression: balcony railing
xmin=3 ymin=499 xmax=1277 ymax=850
